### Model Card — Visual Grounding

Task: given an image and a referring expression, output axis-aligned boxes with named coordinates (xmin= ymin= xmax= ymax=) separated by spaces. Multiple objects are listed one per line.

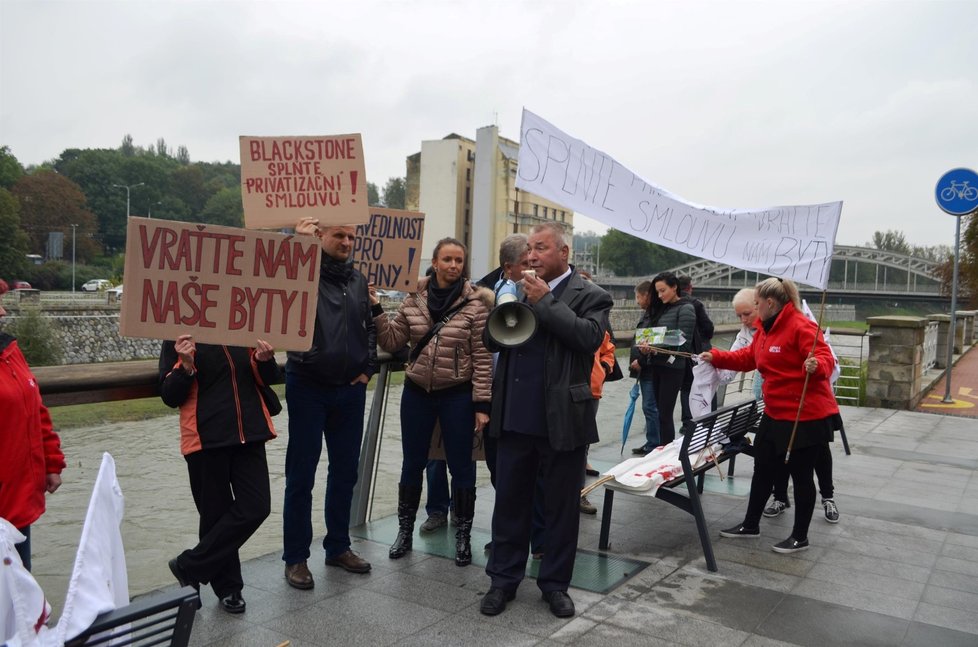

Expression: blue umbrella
xmin=621 ymin=380 xmax=641 ymax=455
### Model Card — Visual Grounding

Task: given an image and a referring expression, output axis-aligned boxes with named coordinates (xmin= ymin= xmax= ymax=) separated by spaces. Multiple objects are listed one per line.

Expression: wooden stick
xmin=643 ymin=347 xmax=698 ymax=359
xmin=581 ymin=474 xmax=616 ymax=497
xmin=785 ymin=290 xmax=828 ymax=463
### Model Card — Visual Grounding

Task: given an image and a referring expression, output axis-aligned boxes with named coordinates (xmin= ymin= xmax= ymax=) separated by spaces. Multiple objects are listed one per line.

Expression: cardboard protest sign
xmin=240 ymin=134 xmax=370 ymax=230
xmin=515 ymin=109 xmax=843 ymax=290
xmin=429 ymin=421 xmax=487 ymax=462
xmin=119 ymin=217 xmax=321 ymax=351
xmin=352 ymin=207 xmax=426 ymax=291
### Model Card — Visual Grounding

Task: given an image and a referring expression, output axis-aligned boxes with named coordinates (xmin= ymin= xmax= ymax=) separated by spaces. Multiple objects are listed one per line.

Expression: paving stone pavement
xmin=30 ymin=356 xmax=978 ymax=646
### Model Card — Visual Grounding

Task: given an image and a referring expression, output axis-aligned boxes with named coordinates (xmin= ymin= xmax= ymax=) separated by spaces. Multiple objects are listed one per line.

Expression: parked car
xmin=11 ymin=280 xmax=31 ymax=290
xmin=106 ymin=284 xmax=123 ymax=301
xmin=82 ymin=279 xmax=113 ymax=292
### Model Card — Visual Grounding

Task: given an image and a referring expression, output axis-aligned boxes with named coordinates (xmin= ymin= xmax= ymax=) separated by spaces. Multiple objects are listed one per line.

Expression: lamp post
xmin=71 ymin=224 xmax=78 ymax=294
xmin=148 ymin=200 xmax=162 ymax=218
xmin=112 ymin=182 xmax=145 ymax=218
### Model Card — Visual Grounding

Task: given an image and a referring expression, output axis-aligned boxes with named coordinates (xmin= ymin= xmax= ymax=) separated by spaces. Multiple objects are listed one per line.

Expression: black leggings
xmin=744 ymin=439 xmax=823 ymax=542
xmin=772 ymin=442 xmax=833 ymax=501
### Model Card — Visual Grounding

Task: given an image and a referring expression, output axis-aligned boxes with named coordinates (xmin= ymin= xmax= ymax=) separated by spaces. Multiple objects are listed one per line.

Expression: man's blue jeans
xmin=640 ymin=378 xmax=661 ymax=450
xmin=282 ymin=374 xmax=366 ymax=564
xmin=425 ymin=460 xmax=451 ymax=516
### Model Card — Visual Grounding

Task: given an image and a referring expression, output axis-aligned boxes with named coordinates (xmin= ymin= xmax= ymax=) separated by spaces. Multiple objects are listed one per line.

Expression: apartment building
xmin=406 ymin=125 xmax=573 ymax=280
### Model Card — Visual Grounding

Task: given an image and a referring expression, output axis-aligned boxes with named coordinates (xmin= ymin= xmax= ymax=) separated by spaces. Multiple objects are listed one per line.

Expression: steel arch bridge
xmin=599 ymin=245 xmax=945 ymax=295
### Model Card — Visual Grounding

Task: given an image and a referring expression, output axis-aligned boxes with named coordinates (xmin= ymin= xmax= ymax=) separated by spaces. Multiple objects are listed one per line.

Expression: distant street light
xmin=148 ymin=200 xmax=162 ymax=219
xmin=71 ymin=223 xmax=78 ymax=294
xmin=112 ymin=182 xmax=145 ymax=218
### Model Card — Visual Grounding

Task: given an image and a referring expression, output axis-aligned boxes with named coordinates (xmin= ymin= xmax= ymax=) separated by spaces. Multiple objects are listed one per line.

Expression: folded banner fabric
xmin=515 ymin=109 xmax=842 ymax=290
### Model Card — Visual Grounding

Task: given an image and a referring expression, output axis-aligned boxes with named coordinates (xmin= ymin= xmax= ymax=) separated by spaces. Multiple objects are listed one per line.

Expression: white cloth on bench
xmin=603 ymin=439 xmax=724 ymax=497
xmin=0 ymin=520 xmax=52 ymax=646
xmin=54 ymin=452 xmax=129 ymax=645
xmin=0 ymin=453 xmax=129 ymax=646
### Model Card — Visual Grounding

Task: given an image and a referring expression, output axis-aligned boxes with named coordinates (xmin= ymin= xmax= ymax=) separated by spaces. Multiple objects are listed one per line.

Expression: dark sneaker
xmin=631 ymin=446 xmax=651 ymax=455
xmin=822 ymin=499 xmax=840 ymax=524
xmin=579 ymin=496 xmax=597 ymax=515
xmin=772 ymin=536 xmax=809 ymax=554
xmin=420 ymin=513 xmax=447 ymax=532
xmin=763 ymin=498 xmax=790 ymax=518
xmin=719 ymin=524 xmax=760 ymax=538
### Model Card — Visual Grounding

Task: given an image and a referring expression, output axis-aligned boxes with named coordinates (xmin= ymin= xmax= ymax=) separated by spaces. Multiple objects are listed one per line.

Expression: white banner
xmin=515 ymin=109 xmax=842 ymax=289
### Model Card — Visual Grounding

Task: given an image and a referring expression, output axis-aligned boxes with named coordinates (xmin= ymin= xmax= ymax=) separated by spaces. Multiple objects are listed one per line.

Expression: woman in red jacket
xmin=699 ymin=277 xmax=841 ymax=554
xmin=0 ymin=279 xmax=65 ymax=571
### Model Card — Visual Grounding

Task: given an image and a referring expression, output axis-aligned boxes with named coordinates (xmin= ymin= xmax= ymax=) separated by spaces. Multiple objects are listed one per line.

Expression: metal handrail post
xmin=351 ymin=362 xmax=391 ymax=526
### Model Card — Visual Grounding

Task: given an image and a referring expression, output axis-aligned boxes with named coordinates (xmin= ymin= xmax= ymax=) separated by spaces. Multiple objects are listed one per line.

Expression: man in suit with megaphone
xmin=480 ymin=222 xmax=613 ymax=619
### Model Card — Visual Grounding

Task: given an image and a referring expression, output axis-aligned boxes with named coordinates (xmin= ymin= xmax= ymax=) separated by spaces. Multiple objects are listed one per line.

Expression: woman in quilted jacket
xmin=371 ymin=238 xmax=494 ymax=567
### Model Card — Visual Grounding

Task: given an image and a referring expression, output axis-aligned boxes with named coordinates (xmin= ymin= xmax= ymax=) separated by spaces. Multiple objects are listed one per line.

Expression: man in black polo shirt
xmin=480 ymin=222 xmax=613 ymax=618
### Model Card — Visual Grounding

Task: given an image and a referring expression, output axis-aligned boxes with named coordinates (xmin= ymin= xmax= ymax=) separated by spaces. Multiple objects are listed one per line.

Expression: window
xmin=466 ymin=168 xmax=471 ymax=180
xmin=465 ymin=187 xmax=470 ymax=203
xmin=533 ymin=204 xmax=538 ymax=217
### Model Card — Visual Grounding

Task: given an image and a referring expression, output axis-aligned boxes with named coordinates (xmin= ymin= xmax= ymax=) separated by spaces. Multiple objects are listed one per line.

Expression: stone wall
xmin=1 ymin=306 xmax=159 ymax=365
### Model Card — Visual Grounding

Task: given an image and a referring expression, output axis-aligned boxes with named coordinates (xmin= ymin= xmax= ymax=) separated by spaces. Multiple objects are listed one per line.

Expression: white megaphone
xmin=486 ymin=291 xmax=538 ymax=348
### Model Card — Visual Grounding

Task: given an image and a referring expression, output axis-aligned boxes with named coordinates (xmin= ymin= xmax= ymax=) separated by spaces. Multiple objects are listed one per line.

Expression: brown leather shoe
xmin=284 ymin=561 xmax=314 ymax=590
xmin=324 ymin=550 xmax=371 ymax=574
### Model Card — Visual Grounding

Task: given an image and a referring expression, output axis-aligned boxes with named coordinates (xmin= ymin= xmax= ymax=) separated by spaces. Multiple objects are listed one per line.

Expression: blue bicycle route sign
xmin=936 ymin=167 xmax=978 ymax=216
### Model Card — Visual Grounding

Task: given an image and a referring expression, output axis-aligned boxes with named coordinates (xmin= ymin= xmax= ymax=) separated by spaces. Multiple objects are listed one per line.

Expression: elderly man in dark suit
xmin=480 ymin=221 xmax=613 ymax=618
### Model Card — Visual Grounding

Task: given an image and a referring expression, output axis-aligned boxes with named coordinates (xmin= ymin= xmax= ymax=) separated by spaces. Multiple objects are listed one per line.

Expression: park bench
xmin=598 ymin=398 xmax=765 ymax=572
xmin=65 ymin=586 xmax=199 ymax=647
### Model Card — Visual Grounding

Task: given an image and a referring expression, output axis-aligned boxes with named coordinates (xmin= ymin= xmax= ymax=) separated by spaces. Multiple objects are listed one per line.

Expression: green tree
xmin=869 ymin=230 xmax=911 ymax=255
xmin=0 ymin=145 xmax=25 ymax=189
xmin=367 ymin=182 xmax=380 ymax=206
xmin=5 ymin=307 xmax=63 ymax=366
xmin=599 ymin=229 xmax=695 ymax=277
xmin=0 ymin=188 xmax=29 ymax=280
xmin=120 ymin=134 xmax=136 ymax=157
xmin=12 ymin=171 xmax=101 ymax=262
xmin=382 ymin=177 xmax=406 ymax=209
xmin=200 ymin=187 xmax=244 ymax=227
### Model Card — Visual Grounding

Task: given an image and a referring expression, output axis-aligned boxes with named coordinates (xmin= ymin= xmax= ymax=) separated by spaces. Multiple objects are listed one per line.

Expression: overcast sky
xmin=2 ymin=0 xmax=976 ymax=248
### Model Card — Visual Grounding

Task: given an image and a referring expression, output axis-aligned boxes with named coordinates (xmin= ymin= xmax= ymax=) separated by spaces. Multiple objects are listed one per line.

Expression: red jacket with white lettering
xmin=0 ymin=333 xmax=66 ymax=529
xmin=708 ymin=301 xmax=838 ymax=422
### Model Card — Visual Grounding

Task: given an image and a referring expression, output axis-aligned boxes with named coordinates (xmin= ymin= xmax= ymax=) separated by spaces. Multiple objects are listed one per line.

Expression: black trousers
xmin=652 ymin=367 xmax=685 ymax=445
xmin=743 ymin=437 xmax=821 ymax=542
xmin=486 ymin=431 xmax=587 ymax=593
xmin=773 ymin=442 xmax=834 ymax=501
xmin=179 ymin=442 xmax=271 ymax=598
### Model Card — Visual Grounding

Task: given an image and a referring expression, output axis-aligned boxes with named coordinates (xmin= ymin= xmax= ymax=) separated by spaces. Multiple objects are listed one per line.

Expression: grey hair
xmin=498 ymin=233 xmax=528 ymax=266
xmin=531 ymin=221 xmax=571 ymax=250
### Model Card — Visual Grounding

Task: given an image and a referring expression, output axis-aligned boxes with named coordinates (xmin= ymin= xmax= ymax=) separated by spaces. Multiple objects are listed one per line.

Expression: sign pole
xmin=942 ymin=213 xmax=962 ymax=403
xmin=934 ymin=167 xmax=978 ymax=404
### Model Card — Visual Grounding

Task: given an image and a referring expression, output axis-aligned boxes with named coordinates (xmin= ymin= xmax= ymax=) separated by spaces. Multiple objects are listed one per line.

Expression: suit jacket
xmin=486 ymin=270 xmax=613 ymax=451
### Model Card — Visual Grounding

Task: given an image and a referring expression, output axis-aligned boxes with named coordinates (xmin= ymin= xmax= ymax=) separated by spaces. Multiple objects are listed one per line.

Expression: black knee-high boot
xmin=453 ymin=487 xmax=476 ymax=567
xmin=390 ymin=484 xmax=422 ymax=559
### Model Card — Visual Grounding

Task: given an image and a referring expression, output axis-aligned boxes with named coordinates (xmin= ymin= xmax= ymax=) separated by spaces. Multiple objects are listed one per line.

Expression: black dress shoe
xmin=220 ymin=591 xmax=246 ymax=614
xmin=480 ymin=587 xmax=515 ymax=616
xmin=585 ymin=467 xmax=600 ymax=477
xmin=542 ymin=590 xmax=575 ymax=617
xmin=167 ymin=558 xmax=202 ymax=609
